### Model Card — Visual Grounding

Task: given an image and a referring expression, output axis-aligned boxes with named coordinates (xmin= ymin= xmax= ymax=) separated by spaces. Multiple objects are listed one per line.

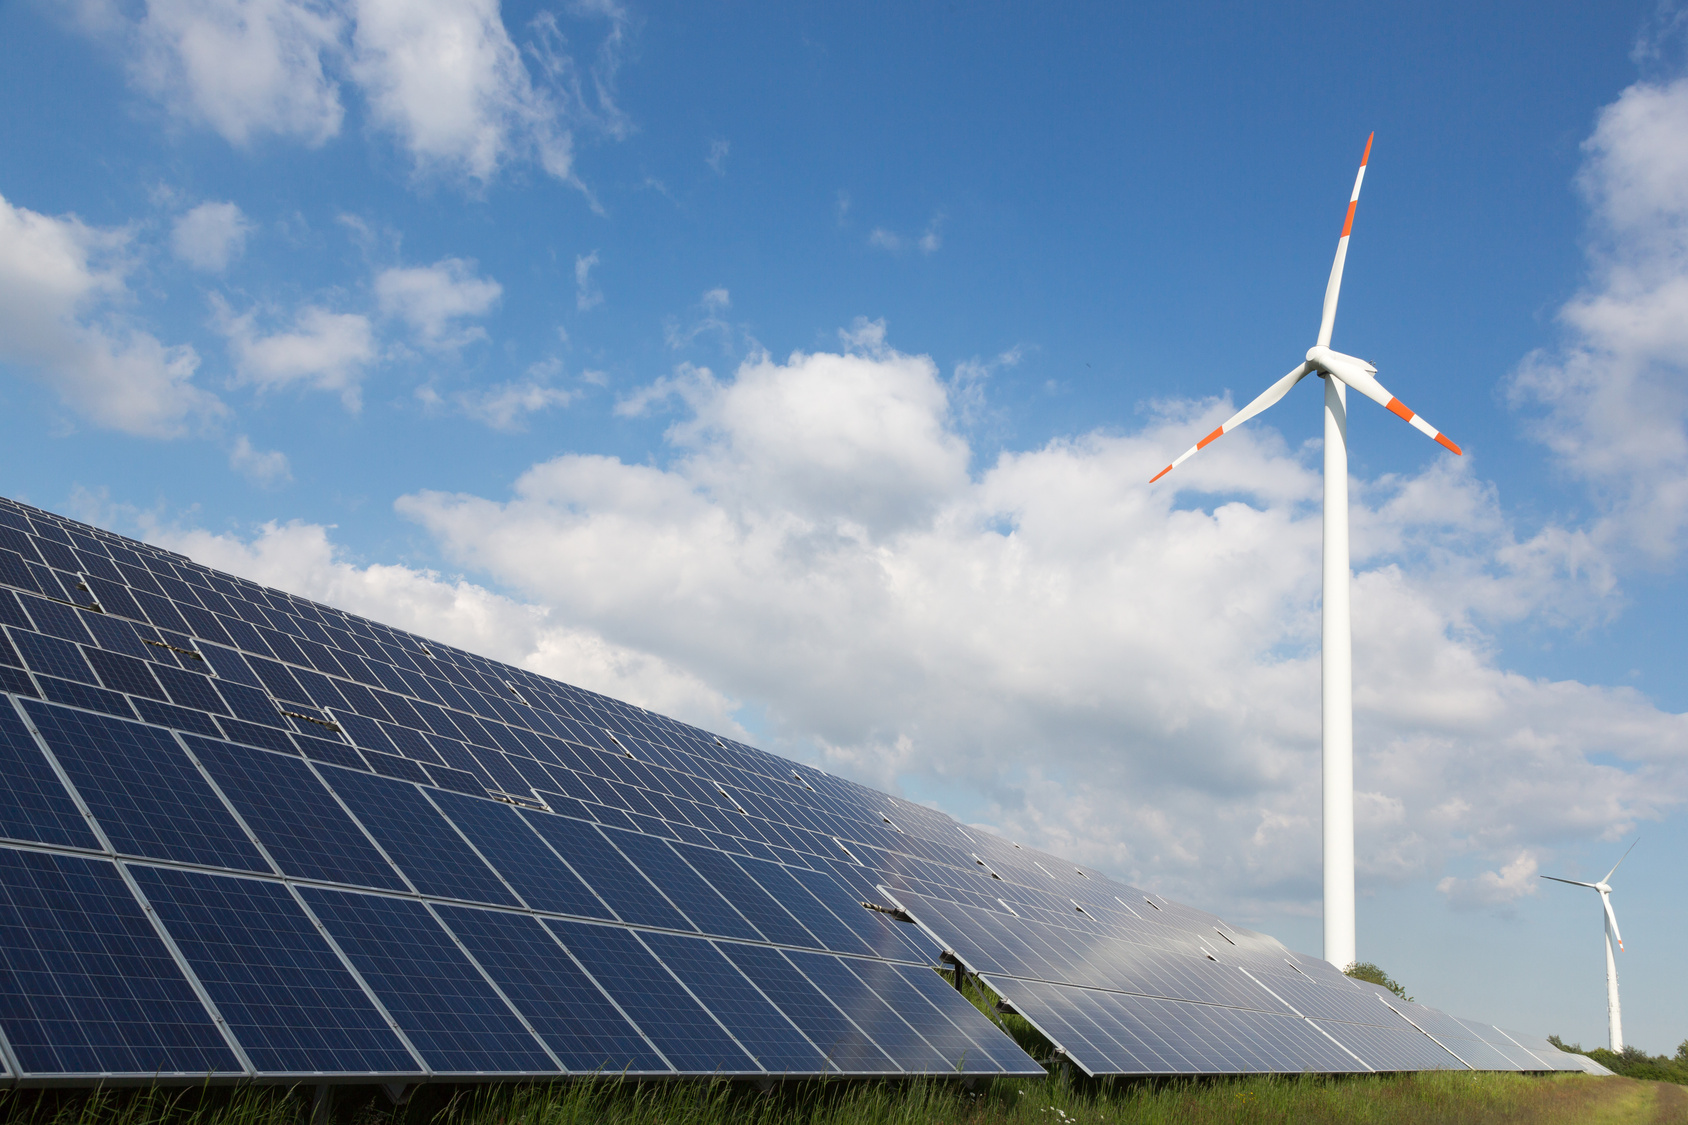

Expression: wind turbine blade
xmin=1602 ymin=891 xmax=1624 ymax=951
xmin=1307 ymin=347 xmax=1463 ymax=456
xmin=1316 ymin=132 xmax=1374 ymax=348
xmin=1149 ymin=362 xmax=1312 ymax=483
xmin=1540 ymin=875 xmax=1600 ymax=888
xmin=1602 ymin=838 xmax=1640 ymax=885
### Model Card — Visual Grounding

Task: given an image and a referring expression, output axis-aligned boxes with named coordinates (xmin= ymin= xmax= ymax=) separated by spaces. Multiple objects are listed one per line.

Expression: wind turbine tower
xmin=1542 ymin=842 xmax=1637 ymax=1052
xmin=1150 ymin=135 xmax=1464 ymax=969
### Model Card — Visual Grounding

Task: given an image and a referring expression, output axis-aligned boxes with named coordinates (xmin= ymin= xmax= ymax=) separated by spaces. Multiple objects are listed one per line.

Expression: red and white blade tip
xmin=1383 ymin=396 xmax=1462 ymax=456
xmin=1340 ymin=133 xmax=1375 ymax=239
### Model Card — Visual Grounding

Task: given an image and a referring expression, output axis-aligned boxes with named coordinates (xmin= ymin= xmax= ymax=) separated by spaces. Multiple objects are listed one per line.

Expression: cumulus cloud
xmin=171 ymin=200 xmax=252 ymax=271
xmin=365 ymin=328 xmax=1688 ymax=923
xmin=0 ymin=192 xmax=223 ymax=437
xmin=375 ymin=256 xmax=501 ymax=347
xmin=147 ymin=517 xmax=740 ymax=731
xmin=213 ymin=294 xmax=374 ymax=408
xmin=350 ymin=0 xmax=591 ymax=182
xmin=1511 ymin=76 xmax=1688 ymax=560
xmin=125 ymin=0 xmax=344 ymax=146
xmin=1437 ymin=851 xmax=1541 ymax=912
xmin=82 ymin=0 xmax=631 ymax=186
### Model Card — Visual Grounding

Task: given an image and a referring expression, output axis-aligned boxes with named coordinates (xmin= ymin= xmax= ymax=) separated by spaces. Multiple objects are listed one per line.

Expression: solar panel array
xmin=0 ymin=495 xmax=1598 ymax=1086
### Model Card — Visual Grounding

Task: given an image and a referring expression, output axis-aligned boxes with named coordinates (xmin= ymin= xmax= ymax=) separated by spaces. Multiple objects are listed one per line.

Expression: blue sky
xmin=2 ymin=0 xmax=1686 ymax=1053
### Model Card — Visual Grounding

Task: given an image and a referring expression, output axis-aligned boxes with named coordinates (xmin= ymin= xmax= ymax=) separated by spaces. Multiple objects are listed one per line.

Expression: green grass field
xmin=3 ymin=1072 xmax=1683 ymax=1125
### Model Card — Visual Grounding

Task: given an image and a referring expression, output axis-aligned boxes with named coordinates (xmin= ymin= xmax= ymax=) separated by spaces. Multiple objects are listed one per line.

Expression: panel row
xmin=0 ymin=695 xmax=935 ymax=965
xmin=0 ymin=497 xmax=1177 ymax=954
xmin=0 ymin=847 xmax=1041 ymax=1081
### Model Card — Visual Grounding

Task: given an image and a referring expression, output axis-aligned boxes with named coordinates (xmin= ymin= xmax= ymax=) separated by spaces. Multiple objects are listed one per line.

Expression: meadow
xmin=2 ymin=1071 xmax=1683 ymax=1125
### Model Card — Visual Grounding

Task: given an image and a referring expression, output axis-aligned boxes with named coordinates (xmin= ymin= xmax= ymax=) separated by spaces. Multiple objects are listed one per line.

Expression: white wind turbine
xmin=1149 ymin=135 xmax=1463 ymax=969
xmin=1542 ymin=840 xmax=1638 ymax=1051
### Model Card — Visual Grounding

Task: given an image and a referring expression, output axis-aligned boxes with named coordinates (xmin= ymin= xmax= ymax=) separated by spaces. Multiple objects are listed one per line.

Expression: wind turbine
xmin=1148 ymin=135 xmax=1463 ymax=969
xmin=1542 ymin=840 xmax=1638 ymax=1051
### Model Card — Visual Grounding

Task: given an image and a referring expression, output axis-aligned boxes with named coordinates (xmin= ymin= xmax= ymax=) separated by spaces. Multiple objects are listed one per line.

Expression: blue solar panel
xmin=10 ymin=630 xmax=98 ymax=685
xmin=0 ymin=848 xmax=240 ymax=1077
xmin=297 ymin=888 xmax=556 ymax=1075
xmin=521 ymin=815 xmax=690 ymax=930
xmin=185 ymin=736 xmax=408 ymax=891
xmin=738 ymin=858 xmax=876 ymax=957
xmin=604 ymin=829 xmax=764 ymax=941
xmin=428 ymin=792 xmax=612 ymax=919
xmin=638 ymin=932 xmax=831 ymax=1073
xmin=0 ymin=700 xmax=100 ymax=850
xmin=129 ymin=866 xmax=418 ymax=1075
xmin=784 ymin=951 xmax=951 ymax=1073
xmin=24 ymin=701 xmax=270 ymax=871
xmin=546 ymin=919 xmax=756 ymax=1073
xmin=843 ymin=958 xmax=1009 ymax=1074
xmin=433 ymin=905 xmax=667 ymax=1074
xmin=318 ymin=767 xmax=519 ymax=906
xmin=715 ymin=942 xmax=897 ymax=1073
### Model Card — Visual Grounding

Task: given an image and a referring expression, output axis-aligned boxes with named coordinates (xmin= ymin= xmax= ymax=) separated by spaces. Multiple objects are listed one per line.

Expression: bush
xmin=1547 ymin=1035 xmax=1688 ymax=1085
xmin=1343 ymin=961 xmax=1413 ymax=1002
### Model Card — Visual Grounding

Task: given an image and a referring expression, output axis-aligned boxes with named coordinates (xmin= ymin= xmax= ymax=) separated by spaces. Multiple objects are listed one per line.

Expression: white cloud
xmin=375 ymin=256 xmax=501 ymax=347
xmin=213 ymin=295 xmax=374 ymax=408
xmin=147 ymin=517 xmax=740 ymax=731
xmin=706 ymin=138 xmax=729 ymax=174
xmin=0 ymin=192 xmax=222 ymax=437
xmin=1437 ymin=851 xmax=1541 ymax=912
xmin=424 ymin=379 xmax=575 ymax=431
xmin=130 ymin=0 xmax=345 ymax=146
xmin=350 ymin=0 xmax=574 ymax=182
xmin=575 ymin=250 xmax=602 ymax=310
xmin=376 ymin=329 xmax=1685 ymax=921
xmin=171 ymin=200 xmax=252 ymax=271
xmin=868 ymin=227 xmax=901 ymax=252
xmin=84 ymin=0 xmax=632 ymax=186
xmin=1511 ymin=76 xmax=1688 ymax=560
xmin=227 ymin=434 xmax=292 ymax=485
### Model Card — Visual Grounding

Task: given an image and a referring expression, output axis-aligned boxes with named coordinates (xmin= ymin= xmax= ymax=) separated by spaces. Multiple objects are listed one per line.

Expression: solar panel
xmin=0 ymin=494 xmax=1564 ymax=1084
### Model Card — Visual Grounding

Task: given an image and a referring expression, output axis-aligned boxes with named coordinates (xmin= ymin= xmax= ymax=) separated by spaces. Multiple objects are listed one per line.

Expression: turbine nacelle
xmin=1306 ymin=344 xmax=1376 ymax=385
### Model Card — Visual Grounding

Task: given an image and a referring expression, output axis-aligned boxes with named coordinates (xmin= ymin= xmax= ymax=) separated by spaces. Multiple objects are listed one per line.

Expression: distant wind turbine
xmin=1148 ymin=135 xmax=1464 ymax=969
xmin=1542 ymin=840 xmax=1638 ymax=1051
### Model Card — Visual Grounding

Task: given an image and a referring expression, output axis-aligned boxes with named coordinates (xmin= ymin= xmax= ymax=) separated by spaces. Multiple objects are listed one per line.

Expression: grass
xmin=1 ymin=1071 xmax=1683 ymax=1125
